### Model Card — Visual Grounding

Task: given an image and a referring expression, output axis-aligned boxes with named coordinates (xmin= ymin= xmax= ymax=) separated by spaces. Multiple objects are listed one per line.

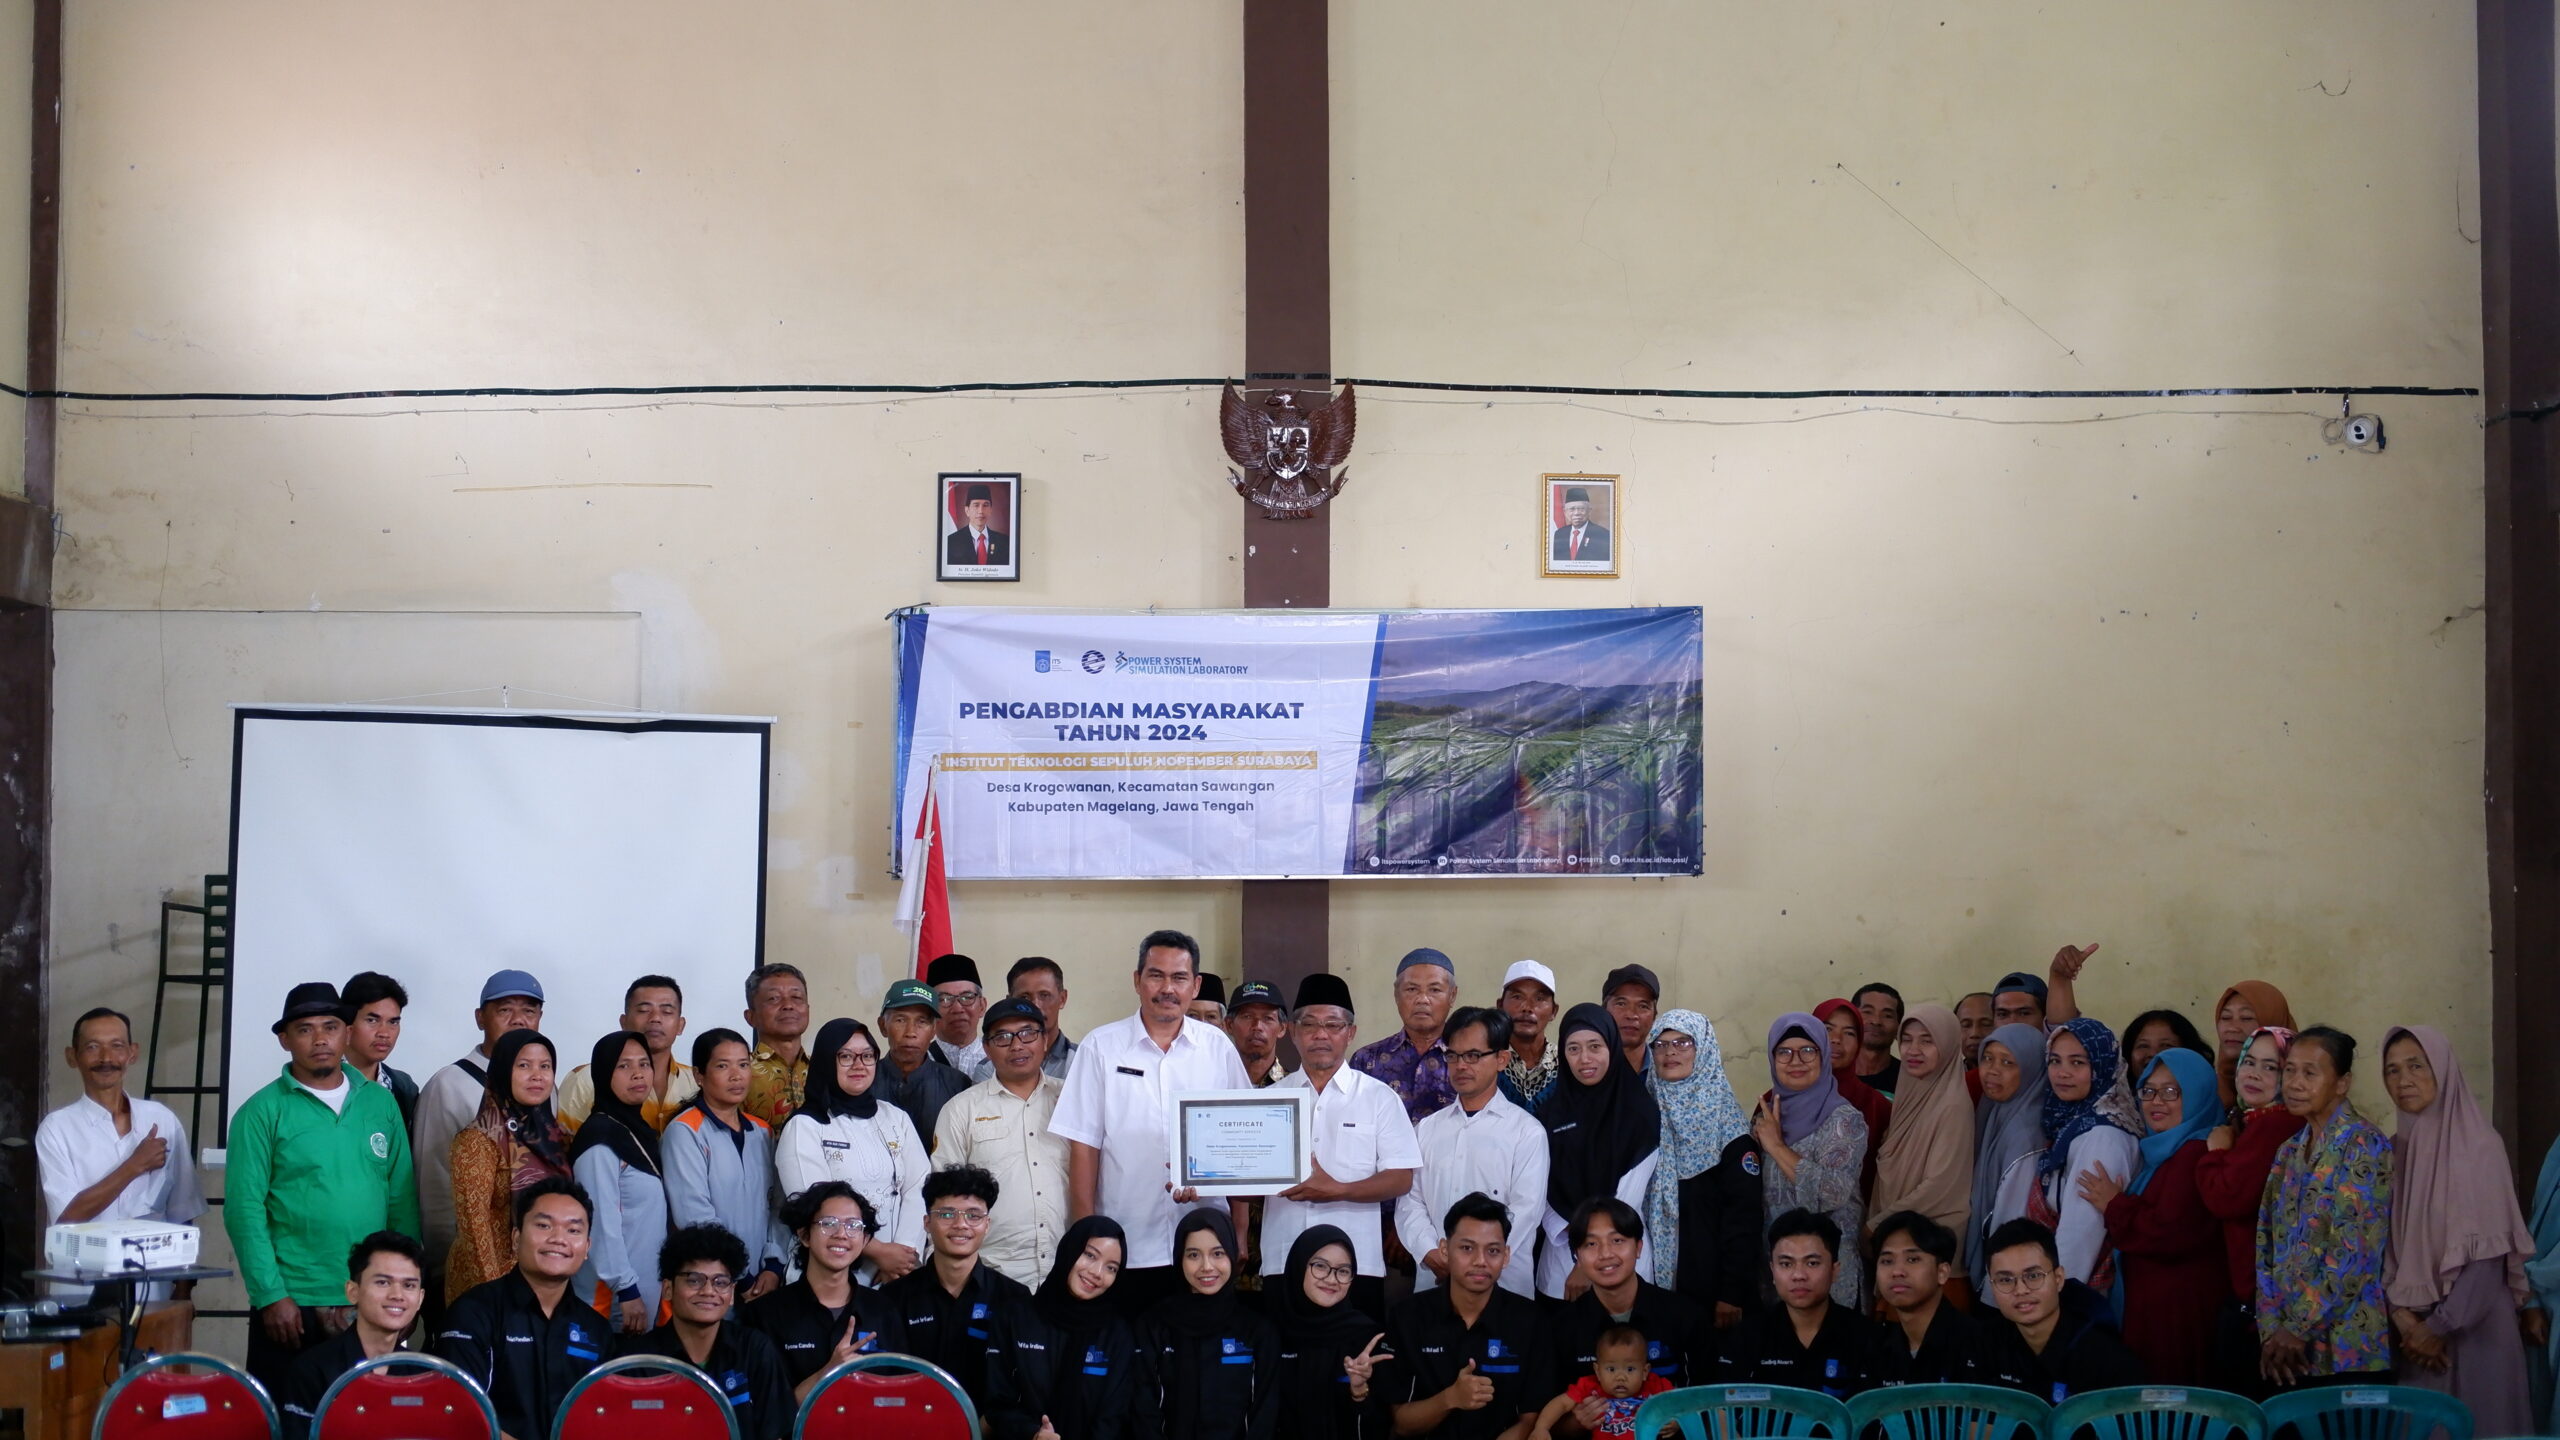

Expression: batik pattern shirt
xmin=1349 ymin=1029 xmax=1455 ymax=1123
xmin=2256 ymin=1106 xmax=2393 ymax=1375
xmin=744 ymin=1043 xmax=807 ymax=1130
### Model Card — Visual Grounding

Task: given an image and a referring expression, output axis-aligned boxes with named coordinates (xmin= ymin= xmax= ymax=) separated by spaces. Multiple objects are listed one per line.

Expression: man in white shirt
xmin=1051 ymin=928 xmax=1250 ymax=1315
xmin=1260 ymin=973 xmax=1421 ymax=1320
xmin=1396 ymin=1004 xmax=1548 ymax=1299
xmin=930 ymin=998 xmax=1065 ymax=1288
xmin=411 ymin=969 xmax=543 ymax=1289
xmin=36 ymin=1006 xmax=206 ymax=1300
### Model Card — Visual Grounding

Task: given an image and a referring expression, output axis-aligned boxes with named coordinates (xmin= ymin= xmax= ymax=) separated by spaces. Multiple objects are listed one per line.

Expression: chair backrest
xmin=94 ymin=1352 xmax=279 ymax=1440
xmin=1846 ymin=1383 xmax=2052 ymax=1440
xmin=1631 ymin=1384 xmax=1854 ymax=1440
xmin=2051 ymin=1386 xmax=2269 ymax=1440
xmin=312 ymin=1353 xmax=498 ymax=1440
xmin=793 ymin=1354 xmax=978 ymax=1440
xmin=2261 ymin=1387 xmax=2474 ymax=1440
xmin=551 ymin=1355 xmax=738 ymax=1440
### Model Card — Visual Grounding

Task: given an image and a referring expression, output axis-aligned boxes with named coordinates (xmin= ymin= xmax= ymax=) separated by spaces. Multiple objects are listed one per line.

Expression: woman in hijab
xmin=1538 ymin=1003 xmax=1662 ymax=1297
xmin=2032 ymin=1017 xmax=2140 ymax=1290
xmin=2526 ymin=1136 xmax=2560 ymax=1431
xmin=986 ymin=1217 xmax=1142 ymax=1440
xmin=2213 ymin=981 xmax=2295 ymax=1112
xmin=1642 ymin=1010 xmax=1749 ymax=1304
xmin=776 ymin=1017 xmax=927 ymax=1284
xmin=1812 ymin=998 xmax=1891 ymax=1191
xmin=1272 ymin=1224 xmax=1392 ymax=1440
xmin=2194 ymin=1025 xmax=2303 ymax=1397
xmin=567 ymin=1030 xmax=668 ymax=1330
xmin=1137 ymin=1207 xmax=1280 ymax=1440
xmin=1968 ymin=1023 xmax=2049 ymax=1288
xmin=2079 ymin=1047 xmax=2226 ymax=1384
xmin=1744 ymin=1013 xmax=1869 ymax=1308
xmin=1869 ymin=1004 xmax=1975 ymax=1301
xmin=2381 ymin=1025 xmax=2536 ymax=1432
xmin=447 ymin=1028 xmax=569 ymax=1300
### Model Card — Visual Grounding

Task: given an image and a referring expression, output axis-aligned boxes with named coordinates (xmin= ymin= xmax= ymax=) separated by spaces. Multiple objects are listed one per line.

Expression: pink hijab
xmin=2382 ymin=1025 xmax=2537 ymax=1308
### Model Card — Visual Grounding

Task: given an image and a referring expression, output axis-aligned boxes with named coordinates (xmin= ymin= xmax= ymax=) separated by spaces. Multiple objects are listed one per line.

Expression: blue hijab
xmin=2526 ymin=1135 xmax=2560 ymax=1433
xmin=2038 ymin=1017 xmax=2135 ymax=1177
xmin=2130 ymin=1049 xmax=2221 ymax=1193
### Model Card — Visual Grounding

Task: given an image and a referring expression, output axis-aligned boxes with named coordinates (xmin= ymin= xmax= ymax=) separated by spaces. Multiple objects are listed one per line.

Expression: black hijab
xmin=794 ymin=1018 xmax=879 ymax=1123
xmin=1274 ymin=1224 xmax=1377 ymax=1348
xmin=1542 ymin=1002 xmax=1661 ymax=1217
xmin=1034 ymin=1216 xmax=1127 ymax=1337
xmin=566 ymin=1030 xmax=662 ymax=1176
xmin=1153 ymin=1207 xmax=1245 ymax=1337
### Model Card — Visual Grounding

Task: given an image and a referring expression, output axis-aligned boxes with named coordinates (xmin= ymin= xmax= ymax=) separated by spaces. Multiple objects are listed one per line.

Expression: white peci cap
xmin=1501 ymin=959 xmax=1558 ymax=997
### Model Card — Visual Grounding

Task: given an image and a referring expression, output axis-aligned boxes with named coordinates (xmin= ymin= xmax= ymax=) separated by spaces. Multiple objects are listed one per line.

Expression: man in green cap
xmin=872 ymin=978 xmax=971 ymax=1148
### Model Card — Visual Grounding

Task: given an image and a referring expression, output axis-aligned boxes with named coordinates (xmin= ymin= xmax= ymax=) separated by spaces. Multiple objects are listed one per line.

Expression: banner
xmin=892 ymin=606 xmax=1703 ymax=880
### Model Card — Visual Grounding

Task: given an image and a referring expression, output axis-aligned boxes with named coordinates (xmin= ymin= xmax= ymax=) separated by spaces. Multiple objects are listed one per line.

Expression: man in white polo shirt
xmin=1258 ymin=973 xmax=1421 ymax=1321
xmin=1397 ymin=1003 xmax=1548 ymax=1298
xmin=1051 ymin=928 xmax=1250 ymax=1315
xmin=36 ymin=1006 xmax=206 ymax=1300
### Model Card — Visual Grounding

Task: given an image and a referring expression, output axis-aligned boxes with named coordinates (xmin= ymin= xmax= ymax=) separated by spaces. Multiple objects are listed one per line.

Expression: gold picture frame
xmin=1540 ymin=473 xmax=1620 ymax=578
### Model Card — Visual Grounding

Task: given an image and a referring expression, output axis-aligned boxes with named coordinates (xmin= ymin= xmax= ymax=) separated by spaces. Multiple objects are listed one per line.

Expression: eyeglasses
xmin=2135 ymin=1085 xmax=2183 ymax=1103
xmin=813 ymin=1216 xmax=869 ymax=1236
xmin=837 ymin=1051 xmax=879 ymax=1068
xmin=676 ymin=1272 xmax=737 ymax=1294
xmin=1988 ymin=1268 xmax=2053 ymax=1295
xmin=929 ymin=1208 xmax=991 ymax=1227
xmin=1305 ymin=1260 xmax=1354 ymax=1283
xmin=987 ymin=1028 xmax=1044 ymax=1048
xmin=1771 ymin=1045 xmax=1822 ymax=1063
xmin=933 ymin=990 xmax=984 ymax=1011
xmin=1446 ymin=1048 xmax=1499 ymax=1065
xmin=1648 ymin=1034 xmax=1696 ymax=1054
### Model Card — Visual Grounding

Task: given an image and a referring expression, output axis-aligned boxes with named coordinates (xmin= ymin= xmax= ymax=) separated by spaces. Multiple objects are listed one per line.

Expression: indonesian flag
xmin=895 ymin=771 xmax=952 ymax=979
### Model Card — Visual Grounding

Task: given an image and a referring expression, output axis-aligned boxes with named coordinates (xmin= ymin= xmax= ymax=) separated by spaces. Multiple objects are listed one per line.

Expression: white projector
xmin=43 ymin=1220 xmax=200 ymax=1275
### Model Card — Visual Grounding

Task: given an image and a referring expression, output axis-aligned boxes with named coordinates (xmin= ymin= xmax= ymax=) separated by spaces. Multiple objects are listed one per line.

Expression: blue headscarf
xmin=2526 ymin=1135 xmax=2560 ymax=1434
xmin=2038 ymin=1017 xmax=2135 ymax=1177
xmin=2129 ymin=1049 xmax=2221 ymax=1193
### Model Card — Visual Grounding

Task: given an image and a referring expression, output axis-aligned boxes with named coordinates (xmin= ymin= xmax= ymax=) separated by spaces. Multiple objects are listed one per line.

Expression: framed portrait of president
xmin=937 ymin=472 xmax=1022 ymax=582
xmin=1541 ymin=473 xmax=1619 ymax=578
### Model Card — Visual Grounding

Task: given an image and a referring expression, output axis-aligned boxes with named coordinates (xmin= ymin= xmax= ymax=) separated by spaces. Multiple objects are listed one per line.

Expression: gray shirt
xmin=870 ymin=1053 xmax=971 ymax=1154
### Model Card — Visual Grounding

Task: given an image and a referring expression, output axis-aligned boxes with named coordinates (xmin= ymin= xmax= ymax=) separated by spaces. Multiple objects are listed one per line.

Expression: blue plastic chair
xmin=1632 ymin=1383 xmax=1854 ymax=1439
xmin=2051 ymin=1386 xmax=2268 ymax=1440
xmin=2262 ymin=1386 xmax=2473 ymax=1440
xmin=1847 ymin=1383 xmax=2050 ymax=1440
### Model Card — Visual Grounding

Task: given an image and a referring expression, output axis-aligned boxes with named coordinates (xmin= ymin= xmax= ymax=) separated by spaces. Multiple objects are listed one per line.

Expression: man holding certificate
xmin=1258 ymin=974 xmax=1423 ymax=1321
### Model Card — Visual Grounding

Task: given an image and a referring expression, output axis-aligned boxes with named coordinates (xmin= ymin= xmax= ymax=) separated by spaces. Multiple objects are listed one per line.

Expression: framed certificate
xmin=1170 ymin=1089 xmax=1313 ymax=1197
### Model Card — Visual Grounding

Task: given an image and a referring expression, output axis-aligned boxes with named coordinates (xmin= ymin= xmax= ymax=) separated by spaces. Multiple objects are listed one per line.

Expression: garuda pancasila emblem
xmin=1220 ymin=381 xmax=1356 ymax=520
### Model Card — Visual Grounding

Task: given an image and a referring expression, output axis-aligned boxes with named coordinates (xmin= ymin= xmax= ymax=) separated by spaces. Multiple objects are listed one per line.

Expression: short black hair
xmin=1445 ymin=1005 xmax=1513 ymax=1052
xmin=658 ymin=1222 xmax=749 ymax=1282
xmin=1869 ymin=1210 xmax=1957 ymax=1266
xmin=2295 ymin=1025 xmax=2358 ymax=1076
xmin=781 ymin=1180 xmax=879 ymax=1242
xmin=341 ymin=973 xmax=409 ymax=1012
xmin=69 ymin=1006 xmax=132 ymax=1048
xmin=1136 ymin=930 xmax=1200 ymax=974
xmin=1768 ymin=1207 xmax=1842 ymax=1261
xmin=2121 ymin=1008 xmax=2213 ymax=1062
xmin=627 ymin=975 xmax=684 ymax=1009
xmin=1985 ymin=1217 xmax=2060 ymax=1268
xmin=1443 ymin=1190 xmax=1513 ymax=1238
xmin=514 ymin=1175 xmax=594 ymax=1227
xmin=1007 ymin=956 xmax=1063 ymax=988
xmin=1594 ymin=1324 xmax=1648 ymax=1356
xmin=346 ymin=1229 xmax=426 ymax=1281
xmin=1567 ymin=1196 xmax=1644 ymax=1250
xmin=744 ymin=963 xmax=805 ymax=1006
xmin=1851 ymin=982 xmax=1903 ymax=1010
xmin=923 ymin=1163 xmax=1000 ymax=1209
xmin=691 ymin=1027 xmax=750 ymax=1073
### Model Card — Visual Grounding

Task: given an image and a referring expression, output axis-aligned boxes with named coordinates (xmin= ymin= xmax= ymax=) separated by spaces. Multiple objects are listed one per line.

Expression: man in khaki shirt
xmin=930 ymin=998 xmax=1064 ymax=1289
xmin=555 ymin=975 xmax=699 ymax=1132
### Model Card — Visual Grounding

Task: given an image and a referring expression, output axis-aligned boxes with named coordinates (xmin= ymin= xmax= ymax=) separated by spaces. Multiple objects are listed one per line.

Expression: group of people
xmin=30 ymin=934 xmax=2560 ymax=1438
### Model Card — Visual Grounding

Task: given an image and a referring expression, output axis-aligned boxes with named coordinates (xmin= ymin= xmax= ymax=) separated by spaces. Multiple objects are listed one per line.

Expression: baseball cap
xmin=273 ymin=981 xmax=352 ymax=1034
xmin=479 ymin=969 xmax=544 ymax=1005
xmin=980 ymin=997 xmax=1047 ymax=1037
xmin=1602 ymin=963 xmax=1660 ymax=1001
xmin=882 ymin=978 xmax=938 ymax=1014
xmin=1501 ymin=960 xmax=1558 ymax=997
xmin=1229 ymin=981 xmax=1286 ymax=1013
xmin=1994 ymin=972 xmax=2049 ymax=1003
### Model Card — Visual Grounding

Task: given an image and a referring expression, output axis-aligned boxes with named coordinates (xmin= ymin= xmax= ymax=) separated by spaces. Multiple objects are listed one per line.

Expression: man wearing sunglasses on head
xmin=616 ymin=1224 xmax=795 ymax=1440
xmin=932 ymin=998 xmax=1068 ymax=1289
xmin=877 ymin=1163 xmax=1030 ymax=1409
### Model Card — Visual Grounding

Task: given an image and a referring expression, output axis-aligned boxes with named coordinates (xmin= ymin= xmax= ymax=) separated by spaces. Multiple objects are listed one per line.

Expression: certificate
xmin=1170 ymin=1089 xmax=1313 ymax=1197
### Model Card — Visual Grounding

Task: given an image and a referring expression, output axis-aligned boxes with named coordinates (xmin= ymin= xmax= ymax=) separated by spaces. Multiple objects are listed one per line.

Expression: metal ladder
xmin=144 ymin=874 xmax=230 ymax=1146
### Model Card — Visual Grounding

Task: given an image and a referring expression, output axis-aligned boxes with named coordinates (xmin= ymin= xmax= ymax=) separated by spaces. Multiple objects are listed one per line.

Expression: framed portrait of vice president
xmin=938 ymin=472 xmax=1022 ymax=582
xmin=1541 ymin=473 xmax=1620 ymax=578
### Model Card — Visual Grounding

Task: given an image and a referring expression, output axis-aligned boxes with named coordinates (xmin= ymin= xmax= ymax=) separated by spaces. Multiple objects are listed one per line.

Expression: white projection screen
xmin=225 ymin=706 xmax=770 ymax=1125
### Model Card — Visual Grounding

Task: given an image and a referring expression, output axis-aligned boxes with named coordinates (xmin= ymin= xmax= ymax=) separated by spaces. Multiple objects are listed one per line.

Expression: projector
xmin=43 ymin=1220 xmax=200 ymax=1275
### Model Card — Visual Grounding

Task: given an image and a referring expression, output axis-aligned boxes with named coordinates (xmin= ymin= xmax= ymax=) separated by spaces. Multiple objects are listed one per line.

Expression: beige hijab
xmin=1869 ymin=1003 xmax=1976 ymax=1237
xmin=2382 ymin=1026 xmax=2536 ymax=1308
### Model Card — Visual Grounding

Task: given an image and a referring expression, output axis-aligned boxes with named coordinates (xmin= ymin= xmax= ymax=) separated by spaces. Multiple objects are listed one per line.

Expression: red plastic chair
xmin=551 ymin=1354 xmax=737 ymax=1440
xmin=312 ymin=1353 xmax=498 ymax=1440
xmin=93 ymin=1352 xmax=278 ymax=1440
xmin=793 ymin=1354 xmax=976 ymax=1440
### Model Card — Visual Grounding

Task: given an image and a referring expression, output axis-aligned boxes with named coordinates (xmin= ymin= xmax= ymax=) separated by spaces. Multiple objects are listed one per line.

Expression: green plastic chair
xmin=2050 ymin=1385 xmax=2268 ymax=1440
xmin=1633 ymin=1384 xmax=1854 ymax=1439
xmin=1847 ymin=1383 xmax=2050 ymax=1440
xmin=2261 ymin=1387 xmax=2472 ymax=1440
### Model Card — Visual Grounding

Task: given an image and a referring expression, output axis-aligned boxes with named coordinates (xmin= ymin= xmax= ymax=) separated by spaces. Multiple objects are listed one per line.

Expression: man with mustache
xmin=36 ymin=1006 xmax=207 ymax=1302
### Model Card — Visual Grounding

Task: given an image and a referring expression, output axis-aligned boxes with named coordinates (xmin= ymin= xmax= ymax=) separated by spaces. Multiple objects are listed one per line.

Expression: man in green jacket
xmin=225 ymin=981 xmax=422 ymax=1395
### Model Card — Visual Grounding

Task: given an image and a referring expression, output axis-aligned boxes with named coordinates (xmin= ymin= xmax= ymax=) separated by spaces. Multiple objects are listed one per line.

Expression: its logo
xmin=1081 ymin=649 xmax=1105 ymax=674
xmin=370 ymin=1131 xmax=389 ymax=1159
xmin=1740 ymin=1151 xmax=1761 ymax=1177
xmin=1034 ymin=650 xmax=1053 ymax=673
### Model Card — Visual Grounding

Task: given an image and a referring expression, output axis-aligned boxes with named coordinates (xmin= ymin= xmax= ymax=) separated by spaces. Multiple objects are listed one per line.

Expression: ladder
xmin=144 ymin=874 xmax=229 ymax=1146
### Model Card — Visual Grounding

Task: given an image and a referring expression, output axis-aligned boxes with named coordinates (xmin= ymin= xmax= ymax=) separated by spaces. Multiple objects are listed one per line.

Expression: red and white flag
xmin=894 ymin=772 xmax=952 ymax=978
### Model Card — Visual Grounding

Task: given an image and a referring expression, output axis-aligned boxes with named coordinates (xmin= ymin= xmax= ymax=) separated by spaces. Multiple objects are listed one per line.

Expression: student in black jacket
xmin=278 ymin=1232 xmax=429 ymax=1440
xmin=1137 ymin=1206 xmax=1280 ymax=1440
xmin=877 ymin=1164 xmax=1031 ymax=1410
xmin=741 ymin=1181 xmax=901 ymax=1399
xmin=434 ymin=1179 xmax=611 ymax=1440
xmin=614 ymin=1224 xmax=796 ymax=1440
xmin=1687 ymin=1132 xmax=1772 ymax=1322
xmin=1974 ymin=1218 xmax=2144 ymax=1405
xmin=1865 ymin=1210 xmax=1982 ymax=1388
xmin=1714 ymin=1208 xmax=1867 ymax=1400
xmin=1272 ymin=1224 xmax=1393 ymax=1440
xmin=1384 ymin=1193 xmax=1550 ymax=1440
xmin=1547 ymin=1198 xmax=1713 ymax=1392
xmin=985 ymin=1216 xmax=1144 ymax=1440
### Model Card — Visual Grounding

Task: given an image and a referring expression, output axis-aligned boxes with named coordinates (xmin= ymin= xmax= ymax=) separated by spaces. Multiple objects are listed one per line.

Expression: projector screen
xmin=224 ymin=706 xmax=770 ymax=1130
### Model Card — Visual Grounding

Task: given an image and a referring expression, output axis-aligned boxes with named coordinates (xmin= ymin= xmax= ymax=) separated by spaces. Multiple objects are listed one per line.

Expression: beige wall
xmin=46 ymin=0 xmax=2483 ymax=1288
